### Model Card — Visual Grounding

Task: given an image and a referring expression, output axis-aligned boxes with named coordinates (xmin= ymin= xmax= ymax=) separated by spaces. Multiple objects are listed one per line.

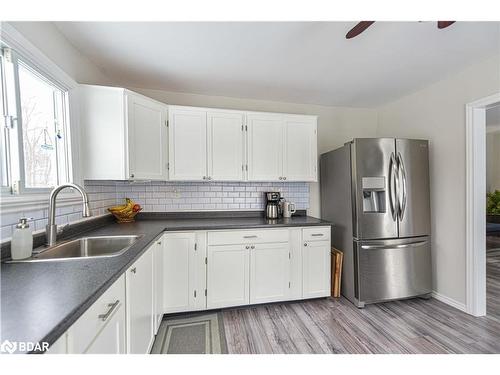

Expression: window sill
xmin=0 ymin=192 xmax=83 ymax=214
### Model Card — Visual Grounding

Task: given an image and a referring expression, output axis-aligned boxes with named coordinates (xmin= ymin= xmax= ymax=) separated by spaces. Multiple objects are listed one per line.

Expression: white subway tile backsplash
xmin=1 ymin=180 xmax=309 ymax=242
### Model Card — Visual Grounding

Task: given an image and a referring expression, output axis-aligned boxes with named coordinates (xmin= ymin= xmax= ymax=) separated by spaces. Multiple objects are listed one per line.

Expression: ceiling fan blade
xmin=437 ymin=21 xmax=456 ymax=29
xmin=346 ymin=21 xmax=375 ymax=39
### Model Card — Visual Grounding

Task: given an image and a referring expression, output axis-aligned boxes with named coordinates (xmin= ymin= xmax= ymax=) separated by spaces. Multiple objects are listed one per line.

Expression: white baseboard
xmin=431 ymin=291 xmax=466 ymax=312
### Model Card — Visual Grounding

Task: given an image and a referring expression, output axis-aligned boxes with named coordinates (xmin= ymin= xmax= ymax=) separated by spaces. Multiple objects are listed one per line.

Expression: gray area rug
xmin=150 ymin=312 xmax=228 ymax=354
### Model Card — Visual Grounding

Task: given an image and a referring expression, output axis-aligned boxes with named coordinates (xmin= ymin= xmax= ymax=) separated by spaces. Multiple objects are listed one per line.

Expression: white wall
xmin=376 ymin=55 xmax=500 ymax=306
xmin=6 ymin=22 xmax=111 ymax=85
xmin=486 ymin=130 xmax=500 ymax=192
xmin=132 ymin=87 xmax=378 ymax=217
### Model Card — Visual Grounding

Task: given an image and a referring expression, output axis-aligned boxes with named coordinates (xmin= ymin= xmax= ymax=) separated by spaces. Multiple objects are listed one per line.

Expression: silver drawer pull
xmin=311 ymin=234 xmax=324 ymax=237
xmin=98 ymin=300 xmax=120 ymax=322
xmin=243 ymin=235 xmax=258 ymax=239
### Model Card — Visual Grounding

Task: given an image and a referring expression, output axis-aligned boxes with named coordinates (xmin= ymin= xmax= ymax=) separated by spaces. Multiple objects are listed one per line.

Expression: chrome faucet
xmin=46 ymin=183 xmax=91 ymax=246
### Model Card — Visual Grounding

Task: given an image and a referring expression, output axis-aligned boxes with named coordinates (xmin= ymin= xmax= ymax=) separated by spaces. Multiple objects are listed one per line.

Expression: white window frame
xmin=0 ymin=22 xmax=83 ymax=209
xmin=0 ymin=52 xmax=12 ymax=195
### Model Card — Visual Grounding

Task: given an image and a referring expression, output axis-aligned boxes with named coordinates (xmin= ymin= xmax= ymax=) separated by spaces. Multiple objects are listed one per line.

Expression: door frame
xmin=465 ymin=92 xmax=500 ymax=316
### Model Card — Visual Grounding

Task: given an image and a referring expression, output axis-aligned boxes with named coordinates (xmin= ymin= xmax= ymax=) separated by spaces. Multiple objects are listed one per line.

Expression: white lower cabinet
xmin=84 ymin=308 xmax=126 ymax=354
xmin=47 ymin=226 xmax=331 ymax=354
xmin=126 ymin=248 xmax=154 ymax=354
xmin=288 ymin=228 xmax=303 ymax=300
xmin=302 ymin=239 xmax=331 ymax=299
xmin=207 ymin=244 xmax=250 ymax=309
xmin=66 ymin=275 xmax=126 ymax=354
xmin=153 ymin=238 xmax=164 ymax=334
xmin=162 ymin=232 xmax=206 ymax=313
xmin=249 ymin=242 xmax=290 ymax=304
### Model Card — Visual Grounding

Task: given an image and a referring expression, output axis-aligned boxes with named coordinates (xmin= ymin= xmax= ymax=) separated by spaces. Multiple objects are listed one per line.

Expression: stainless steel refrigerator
xmin=320 ymin=138 xmax=432 ymax=307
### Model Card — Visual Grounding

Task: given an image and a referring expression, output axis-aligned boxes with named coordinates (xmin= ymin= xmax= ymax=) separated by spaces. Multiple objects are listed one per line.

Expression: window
xmin=0 ymin=45 xmax=71 ymax=195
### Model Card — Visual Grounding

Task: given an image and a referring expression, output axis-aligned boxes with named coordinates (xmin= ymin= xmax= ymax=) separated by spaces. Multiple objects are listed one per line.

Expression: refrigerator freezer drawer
xmin=356 ymin=237 xmax=432 ymax=303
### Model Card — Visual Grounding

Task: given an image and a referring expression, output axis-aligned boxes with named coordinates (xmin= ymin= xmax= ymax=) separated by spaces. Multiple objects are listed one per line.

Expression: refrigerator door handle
xmin=389 ymin=152 xmax=399 ymax=221
xmin=361 ymin=240 xmax=428 ymax=250
xmin=397 ymin=152 xmax=407 ymax=221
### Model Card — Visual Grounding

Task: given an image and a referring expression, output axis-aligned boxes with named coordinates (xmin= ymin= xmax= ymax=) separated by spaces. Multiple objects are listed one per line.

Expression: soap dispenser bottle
xmin=11 ymin=218 xmax=33 ymax=260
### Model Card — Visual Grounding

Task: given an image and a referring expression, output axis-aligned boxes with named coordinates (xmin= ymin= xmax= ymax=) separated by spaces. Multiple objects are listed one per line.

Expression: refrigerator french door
xmin=320 ymin=138 xmax=432 ymax=307
xmin=351 ymin=138 xmax=430 ymax=240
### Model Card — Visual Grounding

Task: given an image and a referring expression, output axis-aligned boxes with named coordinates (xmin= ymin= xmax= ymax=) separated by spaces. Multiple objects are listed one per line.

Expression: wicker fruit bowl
xmin=108 ymin=198 xmax=142 ymax=223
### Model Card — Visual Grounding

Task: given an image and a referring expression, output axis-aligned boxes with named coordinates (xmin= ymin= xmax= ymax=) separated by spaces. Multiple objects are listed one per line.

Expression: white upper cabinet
xmin=247 ymin=113 xmax=284 ymax=181
xmin=127 ymin=93 xmax=168 ymax=180
xmin=207 ymin=110 xmax=245 ymax=181
xmin=283 ymin=115 xmax=317 ymax=181
xmin=79 ymin=86 xmax=317 ymax=182
xmin=79 ymin=85 xmax=168 ymax=180
xmin=246 ymin=112 xmax=317 ymax=182
xmin=168 ymin=107 xmax=207 ymax=180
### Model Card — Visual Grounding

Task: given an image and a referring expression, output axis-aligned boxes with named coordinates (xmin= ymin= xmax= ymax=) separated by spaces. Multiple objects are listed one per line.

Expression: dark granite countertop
xmin=0 ymin=213 xmax=330 ymax=353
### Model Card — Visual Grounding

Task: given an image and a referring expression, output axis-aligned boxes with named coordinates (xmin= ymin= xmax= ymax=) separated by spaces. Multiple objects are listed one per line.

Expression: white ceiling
xmin=54 ymin=22 xmax=500 ymax=107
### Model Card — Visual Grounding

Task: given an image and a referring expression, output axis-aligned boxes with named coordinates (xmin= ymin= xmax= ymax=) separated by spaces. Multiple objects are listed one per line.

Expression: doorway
xmin=466 ymin=93 xmax=500 ymax=316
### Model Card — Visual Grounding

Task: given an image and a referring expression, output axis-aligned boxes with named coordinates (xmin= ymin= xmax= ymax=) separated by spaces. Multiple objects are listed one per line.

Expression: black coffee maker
xmin=265 ymin=192 xmax=283 ymax=219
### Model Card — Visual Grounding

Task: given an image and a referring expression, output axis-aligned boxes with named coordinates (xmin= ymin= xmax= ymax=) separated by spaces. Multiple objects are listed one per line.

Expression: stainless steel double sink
xmin=10 ymin=235 xmax=142 ymax=262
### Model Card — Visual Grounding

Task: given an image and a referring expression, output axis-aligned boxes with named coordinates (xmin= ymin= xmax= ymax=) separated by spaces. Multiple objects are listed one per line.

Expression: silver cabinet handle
xmin=131 ymin=267 xmax=137 ymax=274
xmin=311 ymin=233 xmax=324 ymax=237
xmin=250 ymin=245 xmax=255 ymax=249
xmin=157 ymin=241 xmax=162 ymax=245
xmin=283 ymin=177 xmax=287 ymax=180
xmin=202 ymin=176 xmax=206 ymax=180
xmin=279 ymin=177 xmax=283 ymax=180
xmin=243 ymin=235 xmax=258 ymax=239
xmin=245 ymin=245 xmax=250 ymax=249
xmin=304 ymin=243 xmax=308 ymax=247
xmin=98 ymin=300 xmax=120 ymax=322
xmin=130 ymin=174 xmax=135 ymax=178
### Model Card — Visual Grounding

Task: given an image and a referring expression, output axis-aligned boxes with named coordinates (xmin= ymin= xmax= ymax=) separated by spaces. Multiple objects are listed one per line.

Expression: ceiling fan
xmin=345 ymin=21 xmax=456 ymax=39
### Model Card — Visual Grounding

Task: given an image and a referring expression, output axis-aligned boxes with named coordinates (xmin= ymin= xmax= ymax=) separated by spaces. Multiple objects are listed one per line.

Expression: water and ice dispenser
xmin=361 ymin=177 xmax=386 ymax=213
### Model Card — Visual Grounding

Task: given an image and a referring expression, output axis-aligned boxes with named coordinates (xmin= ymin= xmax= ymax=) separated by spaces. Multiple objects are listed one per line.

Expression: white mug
xmin=282 ymin=201 xmax=296 ymax=218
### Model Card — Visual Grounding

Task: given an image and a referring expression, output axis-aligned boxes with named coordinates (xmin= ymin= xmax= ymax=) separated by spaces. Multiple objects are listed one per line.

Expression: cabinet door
xmin=288 ymin=228 xmax=303 ymax=300
xmin=127 ymin=93 xmax=168 ymax=180
xmin=169 ymin=107 xmax=207 ymax=180
xmin=247 ymin=113 xmax=284 ymax=181
xmin=207 ymin=111 xmax=245 ymax=181
xmin=126 ymin=248 xmax=154 ymax=354
xmin=302 ymin=240 xmax=331 ymax=298
xmin=283 ymin=115 xmax=317 ymax=181
xmin=153 ymin=238 xmax=164 ymax=334
xmin=163 ymin=232 xmax=196 ymax=313
xmin=249 ymin=242 xmax=290 ymax=304
xmin=207 ymin=244 xmax=249 ymax=309
xmin=67 ymin=275 xmax=126 ymax=354
xmin=84 ymin=303 xmax=126 ymax=354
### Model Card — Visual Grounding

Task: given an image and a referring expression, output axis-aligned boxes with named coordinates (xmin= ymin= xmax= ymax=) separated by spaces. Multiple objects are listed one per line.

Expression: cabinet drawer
xmin=68 ymin=275 xmax=126 ymax=354
xmin=302 ymin=226 xmax=331 ymax=242
xmin=208 ymin=229 xmax=289 ymax=245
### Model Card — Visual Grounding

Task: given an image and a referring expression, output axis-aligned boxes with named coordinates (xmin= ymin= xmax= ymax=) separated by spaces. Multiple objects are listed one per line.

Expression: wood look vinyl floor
xmin=221 ymin=251 xmax=500 ymax=354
